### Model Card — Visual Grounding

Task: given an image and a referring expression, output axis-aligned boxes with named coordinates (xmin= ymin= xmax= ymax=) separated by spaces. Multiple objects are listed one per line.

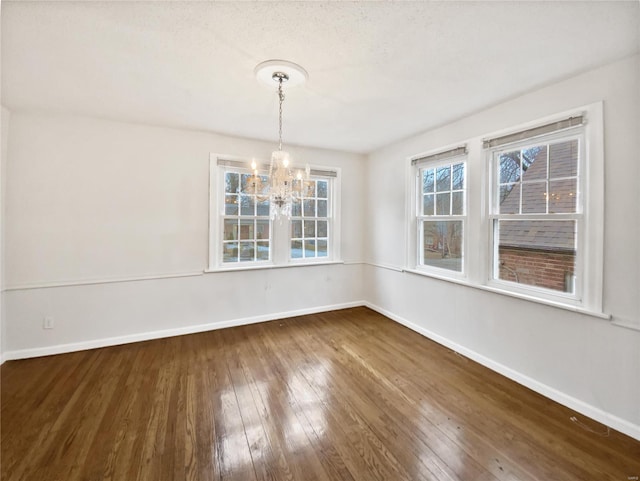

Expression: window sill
xmin=402 ymin=267 xmax=610 ymax=321
xmin=204 ymin=260 xmax=344 ymax=274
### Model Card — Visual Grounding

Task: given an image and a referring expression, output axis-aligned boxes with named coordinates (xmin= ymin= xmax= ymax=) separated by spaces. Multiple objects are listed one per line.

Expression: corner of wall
xmin=1 ymin=105 xmax=12 ymax=364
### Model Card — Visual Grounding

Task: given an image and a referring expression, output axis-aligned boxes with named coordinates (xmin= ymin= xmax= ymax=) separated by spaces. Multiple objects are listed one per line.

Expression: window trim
xmin=208 ymin=154 xmax=342 ymax=271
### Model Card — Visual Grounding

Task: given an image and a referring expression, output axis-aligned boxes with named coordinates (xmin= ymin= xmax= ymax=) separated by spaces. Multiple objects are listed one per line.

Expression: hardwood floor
xmin=2 ymin=307 xmax=639 ymax=480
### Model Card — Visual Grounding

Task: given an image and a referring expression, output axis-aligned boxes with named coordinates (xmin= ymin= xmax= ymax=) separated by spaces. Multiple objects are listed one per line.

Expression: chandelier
xmin=252 ymin=60 xmax=309 ymax=220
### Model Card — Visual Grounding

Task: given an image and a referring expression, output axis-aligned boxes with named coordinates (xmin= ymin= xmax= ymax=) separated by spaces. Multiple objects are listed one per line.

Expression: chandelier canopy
xmin=253 ymin=60 xmax=309 ymax=220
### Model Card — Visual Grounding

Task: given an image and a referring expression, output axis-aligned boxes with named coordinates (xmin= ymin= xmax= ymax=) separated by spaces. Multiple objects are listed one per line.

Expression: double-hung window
xmin=412 ymin=147 xmax=467 ymax=274
xmin=210 ymin=156 xmax=340 ymax=269
xmin=485 ymin=110 xmax=603 ymax=310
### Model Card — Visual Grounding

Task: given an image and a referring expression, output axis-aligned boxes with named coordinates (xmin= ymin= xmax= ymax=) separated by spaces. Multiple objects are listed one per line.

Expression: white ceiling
xmin=2 ymin=1 xmax=639 ymax=154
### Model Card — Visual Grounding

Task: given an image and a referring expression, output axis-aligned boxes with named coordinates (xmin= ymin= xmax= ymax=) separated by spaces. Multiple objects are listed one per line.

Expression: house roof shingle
xmin=498 ymin=140 xmax=578 ymax=252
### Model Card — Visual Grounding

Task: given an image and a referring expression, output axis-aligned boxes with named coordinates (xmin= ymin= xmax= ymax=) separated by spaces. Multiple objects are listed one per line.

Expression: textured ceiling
xmin=2 ymin=1 xmax=639 ymax=153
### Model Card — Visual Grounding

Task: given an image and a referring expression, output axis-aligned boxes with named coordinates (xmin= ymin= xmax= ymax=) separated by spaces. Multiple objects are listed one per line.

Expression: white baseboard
xmin=364 ymin=301 xmax=640 ymax=442
xmin=2 ymin=301 xmax=366 ymax=362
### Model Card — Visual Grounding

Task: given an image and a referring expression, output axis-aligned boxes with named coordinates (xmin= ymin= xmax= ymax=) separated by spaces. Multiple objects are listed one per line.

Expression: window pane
xmin=240 ymin=173 xmax=256 ymax=193
xmin=239 ymin=220 xmax=254 ymax=240
xmin=225 ymin=194 xmax=238 ymax=215
xmin=550 ymin=140 xmax=578 ymax=179
xmin=423 ymin=194 xmax=434 ymax=216
xmin=304 ymin=220 xmax=316 ymax=237
xmin=303 ymin=199 xmax=316 ymax=217
xmin=239 ymin=242 xmax=255 ymax=262
xmin=423 ymin=169 xmax=434 ymax=193
xmin=317 ymin=239 xmax=328 ymax=257
xmin=317 ymin=199 xmax=328 ymax=217
xmin=225 ymin=172 xmax=239 ymax=193
xmin=522 ymin=182 xmax=547 ymax=214
xmin=422 ymin=221 xmax=463 ymax=272
xmin=259 ymin=175 xmax=270 ymax=195
xmin=223 ymin=219 xmax=238 ymax=241
xmin=292 ymin=201 xmax=302 ymax=217
xmin=304 ymin=181 xmax=316 ymax=198
xmin=257 ymin=199 xmax=269 ymax=216
xmin=291 ymin=220 xmax=302 ymax=238
xmin=223 ymin=242 xmax=238 ymax=263
xmin=240 ymin=194 xmax=254 ymax=216
xmin=317 ymin=220 xmax=328 ymax=237
xmin=495 ymin=219 xmax=576 ymax=293
xmin=243 ymin=174 xmax=263 ymax=196
xmin=549 ymin=179 xmax=577 ymax=213
xmin=452 ymin=192 xmax=464 ymax=215
xmin=256 ymin=241 xmax=269 ymax=261
xmin=436 ymin=166 xmax=451 ymax=192
xmin=304 ymin=240 xmax=316 ymax=258
xmin=317 ymin=181 xmax=328 ymax=198
xmin=291 ymin=240 xmax=303 ymax=258
xmin=499 ymin=151 xmax=521 ymax=184
xmin=256 ymin=220 xmax=270 ymax=240
xmin=436 ymin=192 xmax=450 ymax=215
xmin=452 ymin=163 xmax=465 ymax=190
xmin=521 ymin=145 xmax=547 ymax=182
xmin=499 ymin=183 xmax=520 ymax=214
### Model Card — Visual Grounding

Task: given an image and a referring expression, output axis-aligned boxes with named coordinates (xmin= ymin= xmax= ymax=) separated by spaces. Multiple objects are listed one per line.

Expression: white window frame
xmin=408 ymin=147 xmax=468 ymax=280
xmin=482 ymin=103 xmax=604 ymax=312
xmin=208 ymin=154 xmax=341 ymax=271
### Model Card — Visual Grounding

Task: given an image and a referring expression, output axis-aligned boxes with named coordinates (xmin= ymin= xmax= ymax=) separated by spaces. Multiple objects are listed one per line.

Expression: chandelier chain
xmin=278 ymin=78 xmax=284 ymax=151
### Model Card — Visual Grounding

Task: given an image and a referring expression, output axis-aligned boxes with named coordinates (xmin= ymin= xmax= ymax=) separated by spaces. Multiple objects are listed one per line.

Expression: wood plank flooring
xmin=2 ymin=307 xmax=639 ymax=480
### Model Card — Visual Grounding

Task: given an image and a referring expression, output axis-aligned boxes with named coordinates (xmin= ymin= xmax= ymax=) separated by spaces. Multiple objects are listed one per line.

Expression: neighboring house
xmin=497 ymin=140 xmax=578 ymax=292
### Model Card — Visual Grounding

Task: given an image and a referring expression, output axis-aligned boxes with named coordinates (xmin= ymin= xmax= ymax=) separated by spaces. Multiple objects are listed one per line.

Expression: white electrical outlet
xmin=43 ymin=316 xmax=54 ymax=329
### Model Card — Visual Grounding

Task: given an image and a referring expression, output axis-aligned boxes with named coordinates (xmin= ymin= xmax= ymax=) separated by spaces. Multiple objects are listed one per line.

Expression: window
xmin=411 ymin=147 xmax=467 ymax=275
xmin=490 ymin=136 xmax=580 ymax=294
xmin=483 ymin=107 xmax=604 ymax=312
xmin=291 ymin=178 xmax=330 ymax=259
xmin=222 ymin=171 xmax=271 ymax=263
xmin=406 ymin=103 xmax=603 ymax=314
xmin=210 ymin=156 xmax=340 ymax=269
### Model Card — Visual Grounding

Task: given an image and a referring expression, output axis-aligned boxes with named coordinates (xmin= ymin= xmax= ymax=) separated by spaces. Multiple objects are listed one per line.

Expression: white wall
xmin=364 ymin=55 xmax=640 ymax=438
xmin=3 ymin=113 xmax=365 ymax=355
xmin=1 ymin=106 xmax=10 ymax=360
